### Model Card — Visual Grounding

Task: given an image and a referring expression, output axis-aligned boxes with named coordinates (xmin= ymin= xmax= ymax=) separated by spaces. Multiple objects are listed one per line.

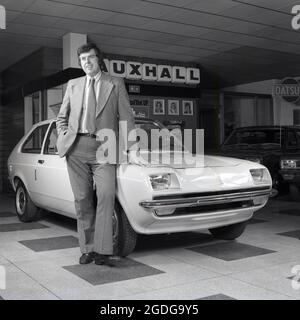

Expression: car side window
xmin=43 ymin=122 xmax=58 ymax=155
xmin=21 ymin=124 xmax=49 ymax=154
xmin=286 ymin=130 xmax=298 ymax=148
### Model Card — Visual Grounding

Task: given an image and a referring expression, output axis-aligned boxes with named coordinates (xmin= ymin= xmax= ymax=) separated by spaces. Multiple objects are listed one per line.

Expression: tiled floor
xmin=0 ymin=193 xmax=300 ymax=300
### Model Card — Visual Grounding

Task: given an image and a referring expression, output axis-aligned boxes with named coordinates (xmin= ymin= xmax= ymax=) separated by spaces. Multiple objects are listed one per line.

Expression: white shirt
xmin=78 ymin=71 xmax=101 ymax=133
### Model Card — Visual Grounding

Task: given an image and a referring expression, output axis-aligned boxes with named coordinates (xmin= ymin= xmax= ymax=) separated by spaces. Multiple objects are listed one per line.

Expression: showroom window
xmin=293 ymin=109 xmax=300 ymax=125
xmin=24 ymin=85 xmax=63 ymax=133
xmin=286 ymin=130 xmax=298 ymax=148
xmin=24 ymin=91 xmax=44 ymax=134
xmin=224 ymin=94 xmax=273 ymax=139
xmin=47 ymin=86 xmax=63 ymax=119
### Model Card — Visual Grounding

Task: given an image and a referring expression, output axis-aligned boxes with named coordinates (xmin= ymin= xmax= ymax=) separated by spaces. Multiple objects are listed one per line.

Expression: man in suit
xmin=56 ymin=43 xmax=142 ymax=266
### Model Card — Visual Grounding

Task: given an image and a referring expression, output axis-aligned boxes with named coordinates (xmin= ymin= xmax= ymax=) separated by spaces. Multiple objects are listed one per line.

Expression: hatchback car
xmin=7 ymin=118 xmax=272 ymax=256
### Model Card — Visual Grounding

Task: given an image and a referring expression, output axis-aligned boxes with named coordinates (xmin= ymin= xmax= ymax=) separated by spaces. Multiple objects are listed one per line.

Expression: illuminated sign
xmin=103 ymin=59 xmax=200 ymax=85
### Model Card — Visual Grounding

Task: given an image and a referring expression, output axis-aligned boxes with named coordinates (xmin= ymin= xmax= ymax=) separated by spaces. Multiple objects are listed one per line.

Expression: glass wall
xmin=24 ymin=91 xmax=42 ymax=134
xmin=24 ymin=85 xmax=64 ymax=132
xmin=47 ymin=86 xmax=63 ymax=119
xmin=224 ymin=94 xmax=273 ymax=139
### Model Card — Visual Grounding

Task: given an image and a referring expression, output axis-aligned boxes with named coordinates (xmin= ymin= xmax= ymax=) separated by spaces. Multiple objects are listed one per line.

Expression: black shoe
xmin=94 ymin=254 xmax=116 ymax=267
xmin=79 ymin=252 xmax=95 ymax=264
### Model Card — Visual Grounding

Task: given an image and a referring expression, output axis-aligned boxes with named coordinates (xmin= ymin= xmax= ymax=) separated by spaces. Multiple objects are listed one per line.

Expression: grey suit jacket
xmin=56 ymin=73 xmax=136 ymax=163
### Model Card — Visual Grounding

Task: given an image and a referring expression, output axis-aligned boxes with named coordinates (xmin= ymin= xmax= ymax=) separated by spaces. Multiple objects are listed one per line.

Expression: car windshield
xmin=135 ymin=119 xmax=185 ymax=152
xmin=224 ymin=129 xmax=282 ymax=147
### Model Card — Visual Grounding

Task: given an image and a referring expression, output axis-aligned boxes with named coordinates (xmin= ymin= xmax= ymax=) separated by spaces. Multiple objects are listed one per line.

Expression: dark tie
xmin=85 ymin=78 xmax=96 ymax=134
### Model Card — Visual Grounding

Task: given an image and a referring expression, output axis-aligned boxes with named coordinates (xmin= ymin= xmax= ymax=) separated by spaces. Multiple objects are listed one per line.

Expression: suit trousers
xmin=66 ymin=135 xmax=116 ymax=255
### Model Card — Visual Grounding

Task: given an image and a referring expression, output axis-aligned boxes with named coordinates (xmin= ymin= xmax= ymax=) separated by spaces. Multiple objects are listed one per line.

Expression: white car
xmin=7 ymin=118 xmax=272 ymax=256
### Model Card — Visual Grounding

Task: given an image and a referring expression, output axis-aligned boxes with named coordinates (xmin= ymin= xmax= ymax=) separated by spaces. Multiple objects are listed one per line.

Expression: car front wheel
xmin=209 ymin=221 xmax=247 ymax=240
xmin=113 ymin=201 xmax=137 ymax=257
xmin=15 ymin=181 xmax=40 ymax=222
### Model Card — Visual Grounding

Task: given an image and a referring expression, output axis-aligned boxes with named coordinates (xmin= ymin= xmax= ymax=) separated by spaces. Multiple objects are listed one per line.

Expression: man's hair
xmin=77 ymin=42 xmax=105 ymax=70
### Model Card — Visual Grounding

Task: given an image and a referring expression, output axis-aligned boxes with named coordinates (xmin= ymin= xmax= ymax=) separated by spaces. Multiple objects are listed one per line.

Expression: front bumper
xmin=133 ymin=186 xmax=271 ymax=234
xmin=140 ymin=187 xmax=271 ymax=210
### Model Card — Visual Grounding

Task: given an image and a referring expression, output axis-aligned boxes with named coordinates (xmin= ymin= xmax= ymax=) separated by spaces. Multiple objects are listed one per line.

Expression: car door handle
xmin=38 ymin=160 xmax=44 ymax=164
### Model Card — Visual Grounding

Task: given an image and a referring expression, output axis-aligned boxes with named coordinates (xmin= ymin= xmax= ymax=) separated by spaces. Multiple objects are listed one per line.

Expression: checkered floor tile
xmin=277 ymin=209 xmax=300 ymax=217
xmin=188 ymin=242 xmax=276 ymax=261
xmin=0 ymin=222 xmax=48 ymax=232
xmin=247 ymin=218 xmax=267 ymax=224
xmin=278 ymin=229 xmax=300 ymax=239
xmin=19 ymin=236 xmax=79 ymax=252
xmin=0 ymin=211 xmax=15 ymax=218
xmin=63 ymin=258 xmax=165 ymax=285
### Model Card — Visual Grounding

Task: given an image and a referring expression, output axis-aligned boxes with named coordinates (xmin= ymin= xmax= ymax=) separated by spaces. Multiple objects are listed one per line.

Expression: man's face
xmin=79 ymin=49 xmax=100 ymax=76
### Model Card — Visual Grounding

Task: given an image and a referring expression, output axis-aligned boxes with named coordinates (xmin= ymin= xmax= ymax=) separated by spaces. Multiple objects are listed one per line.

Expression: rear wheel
xmin=15 ymin=181 xmax=40 ymax=222
xmin=209 ymin=221 xmax=247 ymax=240
xmin=113 ymin=201 xmax=137 ymax=257
xmin=289 ymin=184 xmax=300 ymax=201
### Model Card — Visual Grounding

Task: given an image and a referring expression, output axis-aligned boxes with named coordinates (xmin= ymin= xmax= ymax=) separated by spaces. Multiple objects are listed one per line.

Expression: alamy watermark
xmin=0 ymin=265 xmax=6 ymax=290
xmin=292 ymin=5 xmax=300 ymax=30
xmin=93 ymin=121 xmax=204 ymax=169
xmin=0 ymin=5 xmax=5 ymax=30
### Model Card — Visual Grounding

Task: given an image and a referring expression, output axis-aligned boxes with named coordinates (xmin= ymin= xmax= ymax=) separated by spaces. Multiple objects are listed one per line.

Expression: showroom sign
xmin=0 ymin=5 xmax=5 ymax=29
xmin=273 ymin=77 xmax=300 ymax=103
xmin=102 ymin=59 xmax=200 ymax=85
xmin=292 ymin=5 xmax=300 ymax=30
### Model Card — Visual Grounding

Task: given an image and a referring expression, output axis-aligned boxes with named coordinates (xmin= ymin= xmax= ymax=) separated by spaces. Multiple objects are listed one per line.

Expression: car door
xmin=34 ymin=121 xmax=76 ymax=217
xmin=20 ymin=123 xmax=50 ymax=204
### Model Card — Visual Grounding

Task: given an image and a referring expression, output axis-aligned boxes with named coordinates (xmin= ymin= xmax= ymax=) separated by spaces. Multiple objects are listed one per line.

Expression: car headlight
xmin=280 ymin=159 xmax=297 ymax=169
xmin=149 ymin=173 xmax=180 ymax=190
xmin=250 ymin=168 xmax=270 ymax=184
xmin=246 ymin=157 xmax=261 ymax=164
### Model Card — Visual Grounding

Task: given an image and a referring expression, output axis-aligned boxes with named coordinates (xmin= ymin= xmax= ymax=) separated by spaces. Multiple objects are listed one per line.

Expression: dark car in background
xmin=220 ymin=126 xmax=300 ymax=197
xmin=280 ymin=155 xmax=300 ymax=201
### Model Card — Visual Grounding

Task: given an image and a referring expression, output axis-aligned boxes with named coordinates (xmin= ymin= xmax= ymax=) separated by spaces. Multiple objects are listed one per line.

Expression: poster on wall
xmin=131 ymin=106 xmax=149 ymax=118
xmin=182 ymin=100 xmax=193 ymax=115
xmin=167 ymin=100 xmax=179 ymax=115
xmin=163 ymin=120 xmax=185 ymax=144
xmin=153 ymin=99 xmax=165 ymax=115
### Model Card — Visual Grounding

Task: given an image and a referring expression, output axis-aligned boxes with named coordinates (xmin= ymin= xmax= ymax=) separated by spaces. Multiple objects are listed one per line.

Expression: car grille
xmin=140 ymin=186 xmax=271 ymax=216
xmin=172 ymin=200 xmax=254 ymax=216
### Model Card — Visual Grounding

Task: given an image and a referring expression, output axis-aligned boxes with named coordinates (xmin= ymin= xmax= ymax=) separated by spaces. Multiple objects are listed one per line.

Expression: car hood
xmin=139 ymin=151 xmax=244 ymax=168
xmin=280 ymin=153 xmax=300 ymax=159
xmin=118 ymin=151 xmax=269 ymax=197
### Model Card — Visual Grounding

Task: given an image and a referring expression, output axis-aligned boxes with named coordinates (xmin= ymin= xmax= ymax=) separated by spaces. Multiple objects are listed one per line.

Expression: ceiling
xmin=1 ymin=0 xmax=300 ymax=88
